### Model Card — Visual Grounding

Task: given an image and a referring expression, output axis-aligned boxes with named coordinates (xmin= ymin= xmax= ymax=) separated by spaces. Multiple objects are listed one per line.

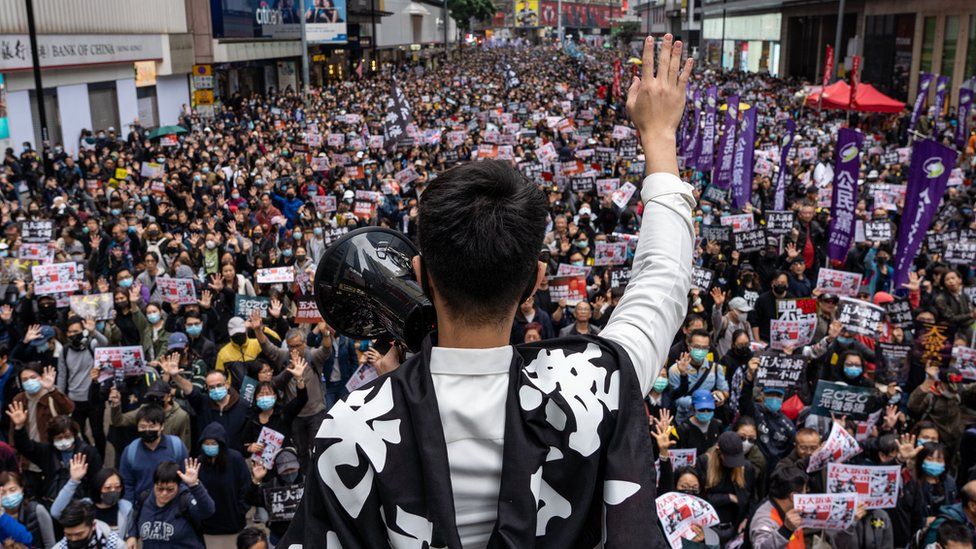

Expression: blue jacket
xmin=119 ymin=434 xmax=188 ymax=503
xmin=196 ymin=422 xmax=251 ymax=535
xmin=127 ymin=483 xmax=214 ymax=549
xmin=271 ymin=193 xmax=303 ymax=226
xmin=186 ymin=386 xmax=249 ymax=451
xmin=0 ymin=511 xmax=32 ymax=545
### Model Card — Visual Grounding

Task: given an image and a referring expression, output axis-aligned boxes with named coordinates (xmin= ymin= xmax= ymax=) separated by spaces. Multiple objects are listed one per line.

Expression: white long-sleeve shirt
xmin=431 ymin=172 xmax=695 ymax=547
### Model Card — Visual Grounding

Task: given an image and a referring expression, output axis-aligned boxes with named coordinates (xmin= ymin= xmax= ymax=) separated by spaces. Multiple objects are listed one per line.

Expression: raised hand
xmin=626 ymin=33 xmax=694 ymax=176
xmin=902 ymin=271 xmax=921 ymax=293
xmin=108 ymin=386 xmax=122 ymax=408
xmin=676 ymin=352 xmax=691 ymax=375
xmin=0 ymin=305 xmax=12 ymax=323
xmin=177 ymin=458 xmax=201 ymax=487
xmin=199 ymin=289 xmax=213 ymax=309
xmin=898 ymin=433 xmax=922 ymax=462
xmin=23 ymin=324 xmax=41 ymax=343
xmin=41 ymin=366 xmax=56 ymax=392
xmin=710 ymin=287 xmax=725 ymax=306
xmin=6 ymin=401 xmax=26 ymax=429
xmin=247 ymin=308 xmax=263 ymax=330
xmin=269 ymin=298 xmax=282 ymax=318
xmin=208 ymin=274 xmax=224 ymax=292
xmin=96 ymin=276 xmax=110 ymax=293
xmin=128 ymin=281 xmax=141 ymax=303
xmin=653 ymin=416 xmax=673 ymax=454
xmin=69 ymin=453 xmax=88 ymax=482
xmin=828 ymin=320 xmax=843 ymax=340
xmin=747 ymin=356 xmax=760 ymax=380
xmin=287 ymin=356 xmax=307 ymax=379
xmin=83 ymin=316 xmax=96 ymax=333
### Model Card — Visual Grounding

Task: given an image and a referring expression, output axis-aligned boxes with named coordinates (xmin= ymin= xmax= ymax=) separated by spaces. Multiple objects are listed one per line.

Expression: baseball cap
xmin=31 ymin=326 xmax=56 ymax=348
xmin=274 ymin=448 xmax=301 ymax=474
xmin=146 ymin=379 xmax=172 ymax=398
xmin=818 ymin=293 xmax=839 ymax=303
xmin=728 ymin=296 xmax=753 ymax=313
xmin=228 ymin=317 xmax=246 ymax=336
xmin=717 ymin=431 xmax=747 ymax=468
xmin=167 ymin=332 xmax=189 ymax=351
xmin=692 ymin=389 xmax=715 ymax=411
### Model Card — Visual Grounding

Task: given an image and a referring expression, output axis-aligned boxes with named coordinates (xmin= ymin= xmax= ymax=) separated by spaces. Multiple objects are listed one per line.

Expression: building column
xmin=155 ymin=74 xmax=190 ymax=126
xmin=7 ymin=90 xmax=35 ymax=151
xmin=56 ymin=84 xmax=93 ymax=156
xmin=116 ymin=78 xmax=139 ymax=140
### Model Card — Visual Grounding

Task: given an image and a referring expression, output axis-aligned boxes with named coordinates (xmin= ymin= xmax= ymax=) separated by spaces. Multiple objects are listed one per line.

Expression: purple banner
xmin=826 ymin=128 xmax=864 ymax=262
xmin=934 ymin=75 xmax=950 ymax=117
xmin=697 ymin=86 xmax=718 ymax=173
xmin=909 ymin=73 xmax=934 ymax=132
xmin=957 ymin=86 xmax=973 ymax=149
xmin=892 ymin=139 xmax=959 ymax=288
xmin=730 ymin=107 xmax=757 ymax=210
xmin=682 ymin=89 xmax=702 ymax=168
xmin=773 ymin=119 xmax=797 ymax=211
xmin=712 ymin=95 xmax=739 ymax=189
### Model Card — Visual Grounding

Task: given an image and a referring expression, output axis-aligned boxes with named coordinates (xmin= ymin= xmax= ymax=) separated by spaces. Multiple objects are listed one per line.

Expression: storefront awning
xmin=405 ymin=2 xmax=432 ymax=16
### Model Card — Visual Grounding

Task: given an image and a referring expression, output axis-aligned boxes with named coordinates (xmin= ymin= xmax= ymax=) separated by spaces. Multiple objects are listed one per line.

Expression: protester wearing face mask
xmin=908 ymin=361 xmax=976 ymax=458
xmin=51 ymin=456 xmax=132 ymax=537
xmin=749 ymin=271 xmax=792 ymax=343
xmin=57 ymin=317 xmax=109 ymax=457
xmin=241 ymin=367 xmax=308 ymax=459
xmin=195 ymin=422 xmax=250 ymax=549
xmin=733 ymin=417 xmax=767 ymax=497
xmin=644 ymin=370 xmax=673 ymax=420
xmin=117 ymin=406 xmax=188 ymax=503
xmin=180 ymin=311 xmax=216 ymax=367
xmin=215 ymin=318 xmax=262 ymax=381
xmin=0 ymin=470 xmax=56 ymax=547
xmin=722 ymin=330 xmax=753 ymax=398
xmin=749 ymin=464 xmax=808 ymax=548
xmin=8 ymin=364 xmax=73 ymax=445
xmin=245 ymin=449 xmax=304 ymax=545
xmin=737 ymin=357 xmax=797 ymax=468
xmin=710 ymin=291 xmax=753 ymax=359
xmin=676 ymin=390 xmax=722 ymax=457
xmin=164 ymin=364 xmax=249 ymax=453
xmin=109 ymin=380 xmax=191 ymax=450
xmin=103 ymin=287 xmax=149 ymax=349
xmin=668 ymin=329 xmax=728 ymax=423
xmin=13 ymin=324 xmax=60 ymax=370
xmin=894 ymin=442 xmax=957 ymax=545
xmin=55 ymin=500 xmax=122 ymax=549
xmin=699 ymin=432 xmax=755 ymax=545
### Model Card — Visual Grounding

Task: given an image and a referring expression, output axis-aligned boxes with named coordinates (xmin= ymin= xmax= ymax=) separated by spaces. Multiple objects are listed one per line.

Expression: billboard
xmin=539 ymin=1 xmax=620 ymax=28
xmin=514 ymin=0 xmax=539 ymax=27
xmin=211 ymin=0 xmax=347 ymax=44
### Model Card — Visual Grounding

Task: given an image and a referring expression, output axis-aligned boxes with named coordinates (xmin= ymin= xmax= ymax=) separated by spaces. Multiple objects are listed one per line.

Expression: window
xmin=941 ymin=15 xmax=958 ymax=80
xmin=919 ymin=16 xmax=936 ymax=73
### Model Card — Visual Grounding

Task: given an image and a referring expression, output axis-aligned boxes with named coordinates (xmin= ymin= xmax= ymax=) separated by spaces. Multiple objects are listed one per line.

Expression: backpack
xmin=132 ymin=487 xmax=204 ymax=542
xmin=122 ymin=435 xmax=183 ymax=474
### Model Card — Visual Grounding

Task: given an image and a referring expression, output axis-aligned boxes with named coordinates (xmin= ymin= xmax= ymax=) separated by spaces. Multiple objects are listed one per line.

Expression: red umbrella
xmin=805 ymin=80 xmax=906 ymax=113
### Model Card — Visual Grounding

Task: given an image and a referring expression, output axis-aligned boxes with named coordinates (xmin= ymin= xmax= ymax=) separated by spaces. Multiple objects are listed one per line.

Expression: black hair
xmin=136 ymin=404 xmax=166 ymax=427
xmin=153 ymin=461 xmax=181 ymax=485
xmin=47 ymin=415 xmax=80 ymax=441
xmin=734 ymin=415 xmax=757 ymax=431
xmin=60 ymin=500 xmax=95 ymax=528
xmin=417 ymin=160 xmax=547 ymax=323
xmin=688 ymin=328 xmax=711 ymax=342
xmin=915 ymin=442 xmax=947 ymax=479
xmin=673 ymin=466 xmax=703 ymax=488
xmin=682 ymin=314 xmax=705 ymax=330
xmin=877 ymin=434 xmax=898 ymax=456
xmin=66 ymin=315 xmax=84 ymax=329
xmin=936 ymin=520 xmax=971 ymax=546
xmin=237 ymin=527 xmax=268 ymax=549
xmin=768 ymin=464 xmax=808 ymax=500
xmin=838 ymin=349 xmax=863 ymax=365
xmin=93 ymin=467 xmax=123 ymax=499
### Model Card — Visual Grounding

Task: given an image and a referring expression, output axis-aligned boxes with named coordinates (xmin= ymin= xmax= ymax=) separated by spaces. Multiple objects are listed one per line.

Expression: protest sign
xmin=157 ymin=277 xmax=198 ymax=306
xmin=691 ymin=266 xmax=714 ymax=293
xmin=655 ymin=492 xmax=720 ymax=549
xmin=595 ymin=178 xmax=619 ymax=196
xmin=815 ymin=268 xmax=863 ymax=297
xmin=18 ymin=243 xmax=53 ymax=263
xmin=310 ymin=157 xmax=329 ymax=172
xmin=555 ymin=263 xmax=591 ymax=277
xmin=925 ymin=230 xmax=958 ymax=254
xmin=763 ymin=211 xmax=794 ymax=236
xmin=593 ymin=241 xmax=627 ymax=266
xmin=883 ymin=298 xmax=913 ymax=329
xmin=808 ymin=421 xmax=863 ymax=473
xmin=257 ymin=427 xmax=285 ymax=468
xmin=913 ymin=322 xmax=956 ymax=370
xmin=811 ymin=381 xmax=878 ymax=421
xmin=264 ymin=485 xmax=304 ymax=522
xmin=719 ymin=214 xmax=755 ymax=233
xmin=670 ymin=448 xmax=697 ymax=468
xmin=547 ymin=276 xmax=587 ymax=306
xmin=570 ymin=176 xmax=595 ymax=194
xmin=827 ymin=128 xmax=863 ymax=262
xmin=863 ymin=221 xmax=892 ymax=242
xmin=395 ymin=167 xmax=420 ymax=186
xmin=776 ymin=298 xmax=818 ymax=320
xmin=732 ymin=228 xmax=765 ymax=253
xmin=836 ymin=297 xmax=884 ymax=336
xmin=769 ymin=317 xmax=817 ymax=350
xmin=945 ymin=241 xmax=976 ymax=265
xmin=240 ymin=376 xmax=259 ymax=405
xmin=756 ymin=353 xmax=807 ymax=394
xmin=20 ymin=220 xmax=54 ymax=243
xmin=235 ymin=295 xmax=270 ymax=319
xmin=256 ymin=267 xmax=295 ymax=284
xmin=610 ymin=268 xmax=631 ymax=289
xmin=140 ymin=162 xmax=165 ymax=180
xmin=826 ymin=464 xmax=901 ymax=509
xmin=878 ymin=342 xmax=912 ymax=383
xmin=701 ymin=185 xmax=728 ymax=204
xmin=345 ymin=363 xmax=378 ymax=393
xmin=610 ymin=182 xmax=637 ymax=208
xmin=792 ymin=493 xmax=858 ymax=530
xmin=95 ymin=346 xmax=145 ymax=381
xmin=953 ymin=347 xmax=976 ymax=380
xmin=31 ymin=262 xmax=79 ymax=295
xmin=69 ymin=293 xmax=113 ymax=321
xmin=700 ymin=225 xmax=730 ymax=243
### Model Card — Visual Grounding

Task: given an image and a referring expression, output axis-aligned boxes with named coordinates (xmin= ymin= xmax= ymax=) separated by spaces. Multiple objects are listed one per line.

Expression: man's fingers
xmin=657 ymin=34 xmax=673 ymax=83
xmin=640 ymin=36 xmax=655 ymax=82
xmin=677 ymin=57 xmax=694 ymax=89
xmin=668 ymin=40 xmax=683 ymax=85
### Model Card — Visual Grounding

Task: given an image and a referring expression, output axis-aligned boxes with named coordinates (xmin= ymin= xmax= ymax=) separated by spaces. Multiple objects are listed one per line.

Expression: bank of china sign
xmin=0 ymin=34 xmax=164 ymax=71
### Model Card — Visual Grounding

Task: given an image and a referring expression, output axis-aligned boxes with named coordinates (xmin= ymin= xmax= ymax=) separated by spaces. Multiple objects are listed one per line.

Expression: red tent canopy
xmin=805 ymin=80 xmax=906 ymax=113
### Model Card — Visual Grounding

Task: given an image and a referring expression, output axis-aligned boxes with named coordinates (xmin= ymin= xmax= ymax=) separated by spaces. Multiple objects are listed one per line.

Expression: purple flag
xmin=712 ymin=95 xmax=739 ymax=189
xmin=826 ymin=128 xmax=864 ymax=262
xmin=909 ymin=73 xmax=934 ymax=132
xmin=730 ymin=107 xmax=757 ymax=210
xmin=697 ymin=86 xmax=718 ymax=173
xmin=773 ymin=119 xmax=797 ymax=211
xmin=957 ymin=86 xmax=973 ymax=149
xmin=892 ymin=139 xmax=958 ymax=288
xmin=682 ymin=89 xmax=702 ymax=168
xmin=934 ymin=75 xmax=950 ymax=117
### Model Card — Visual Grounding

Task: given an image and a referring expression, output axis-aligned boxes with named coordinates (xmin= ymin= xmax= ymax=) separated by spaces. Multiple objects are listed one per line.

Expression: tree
xmin=448 ymin=0 xmax=496 ymax=57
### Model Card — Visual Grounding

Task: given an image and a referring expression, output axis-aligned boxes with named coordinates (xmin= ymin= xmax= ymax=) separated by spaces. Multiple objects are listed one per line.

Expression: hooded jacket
xmin=126 ymin=482 xmax=214 ymax=549
xmin=185 ymin=385 xmax=248 ymax=451
xmin=244 ymin=448 xmax=305 ymax=539
xmin=196 ymin=422 xmax=250 ymax=535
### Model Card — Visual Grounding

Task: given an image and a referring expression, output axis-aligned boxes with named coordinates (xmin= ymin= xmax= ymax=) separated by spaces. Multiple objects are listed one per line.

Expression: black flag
xmin=383 ymin=77 xmax=413 ymax=150
xmin=504 ymin=62 xmax=521 ymax=91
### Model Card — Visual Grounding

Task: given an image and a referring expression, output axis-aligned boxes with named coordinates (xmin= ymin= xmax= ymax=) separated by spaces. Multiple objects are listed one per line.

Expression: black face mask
xmin=231 ymin=333 xmax=247 ymax=346
xmin=100 ymin=490 xmax=121 ymax=507
xmin=69 ymin=333 xmax=86 ymax=350
xmin=66 ymin=533 xmax=92 ymax=549
xmin=677 ymin=488 xmax=699 ymax=497
xmin=139 ymin=429 xmax=160 ymax=443
xmin=732 ymin=346 xmax=752 ymax=358
xmin=115 ymin=302 xmax=129 ymax=313
xmin=772 ymin=284 xmax=788 ymax=294
xmin=38 ymin=304 xmax=56 ymax=319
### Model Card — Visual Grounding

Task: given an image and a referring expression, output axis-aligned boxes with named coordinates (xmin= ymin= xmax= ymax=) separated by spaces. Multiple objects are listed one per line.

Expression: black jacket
xmin=196 ymin=422 xmax=251 ymax=535
xmin=13 ymin=428 xmax=102 ymax=503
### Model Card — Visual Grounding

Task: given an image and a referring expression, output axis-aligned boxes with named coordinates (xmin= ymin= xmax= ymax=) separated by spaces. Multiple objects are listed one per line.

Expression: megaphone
xmin=313 ymin=227 xmax=436 ymax=352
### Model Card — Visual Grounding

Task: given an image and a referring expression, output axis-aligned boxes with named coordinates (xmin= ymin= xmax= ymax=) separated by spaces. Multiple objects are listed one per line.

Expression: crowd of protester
xmin=0 ymin=37 xmax=972 ymax=548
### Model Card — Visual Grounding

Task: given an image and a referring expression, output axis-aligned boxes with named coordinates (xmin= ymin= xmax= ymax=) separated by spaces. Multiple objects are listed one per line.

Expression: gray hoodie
xmin=56 ymin=331 xmax=108 ymax=402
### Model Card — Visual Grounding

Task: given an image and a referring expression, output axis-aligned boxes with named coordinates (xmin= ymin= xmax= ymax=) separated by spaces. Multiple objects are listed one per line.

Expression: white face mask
xmin=741 ymin=440 xmax=754 ymax=454
xmin=54 ymin=438 xmax=74 ymax=451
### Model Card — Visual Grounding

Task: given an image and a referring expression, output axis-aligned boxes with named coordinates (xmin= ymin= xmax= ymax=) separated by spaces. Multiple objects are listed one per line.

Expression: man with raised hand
xmin=282 ymin=34 xmax=695 ymax=548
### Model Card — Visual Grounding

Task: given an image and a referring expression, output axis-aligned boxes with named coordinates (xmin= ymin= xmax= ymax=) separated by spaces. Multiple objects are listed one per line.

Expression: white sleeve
xmin=601 ymin=172 xmax=695 ymax=396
